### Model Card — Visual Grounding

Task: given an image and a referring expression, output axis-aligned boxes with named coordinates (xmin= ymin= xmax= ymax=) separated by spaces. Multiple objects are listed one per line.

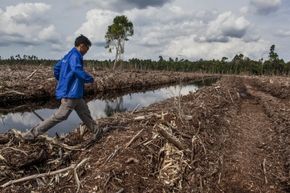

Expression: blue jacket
xmin=53 ymin=47 xmax=94 ymax=99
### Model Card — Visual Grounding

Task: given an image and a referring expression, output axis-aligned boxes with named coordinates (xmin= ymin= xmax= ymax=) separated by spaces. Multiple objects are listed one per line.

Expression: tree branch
xmin=1 ymin=158 xmax=89 ymax=190
xmin=157 ymin=124 xmax=185 ymax=150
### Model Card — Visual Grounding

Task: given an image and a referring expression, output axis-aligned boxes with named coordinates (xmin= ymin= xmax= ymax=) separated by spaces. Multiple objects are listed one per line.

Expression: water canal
xmin=0 ymin=79 xmax=216 ymax=136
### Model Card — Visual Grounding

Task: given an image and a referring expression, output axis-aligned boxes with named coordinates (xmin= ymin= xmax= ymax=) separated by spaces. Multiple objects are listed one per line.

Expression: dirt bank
xmin=0 ymin=64 xmax=218 ymax=107
xmin=0 ymin=75 xmax=289 ymax=193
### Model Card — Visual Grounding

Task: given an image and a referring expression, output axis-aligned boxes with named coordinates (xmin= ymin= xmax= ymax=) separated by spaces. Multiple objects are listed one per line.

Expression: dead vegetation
xmin=0 ymin=75 xmax=289 ymax=192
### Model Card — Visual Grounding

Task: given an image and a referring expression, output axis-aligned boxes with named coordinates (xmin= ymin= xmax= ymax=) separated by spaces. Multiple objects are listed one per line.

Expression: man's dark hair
xmin=75 ymin=34 xmax=92 ymax=47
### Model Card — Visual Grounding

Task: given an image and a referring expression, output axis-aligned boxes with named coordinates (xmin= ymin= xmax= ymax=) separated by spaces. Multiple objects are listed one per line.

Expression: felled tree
xmin=105 ymin=15 xmax=134 ymax=70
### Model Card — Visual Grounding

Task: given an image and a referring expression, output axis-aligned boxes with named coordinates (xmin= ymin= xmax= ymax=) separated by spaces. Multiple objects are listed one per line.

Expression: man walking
xmin=23 ymin=35 xmax=102 ymax=141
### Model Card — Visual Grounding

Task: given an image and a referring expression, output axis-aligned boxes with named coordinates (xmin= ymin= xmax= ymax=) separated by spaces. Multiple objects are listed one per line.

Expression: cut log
xmin=157 ymin=125 xmax=185 ymax=150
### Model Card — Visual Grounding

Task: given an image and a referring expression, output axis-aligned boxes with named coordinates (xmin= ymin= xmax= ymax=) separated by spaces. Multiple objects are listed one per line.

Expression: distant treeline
xmin=0 ymin=45 xmax=289 ymax=75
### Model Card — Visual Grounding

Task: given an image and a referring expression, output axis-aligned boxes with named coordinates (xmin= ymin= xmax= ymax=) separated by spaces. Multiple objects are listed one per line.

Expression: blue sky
xmin=0 ymin=0 xmax=289 ymax=61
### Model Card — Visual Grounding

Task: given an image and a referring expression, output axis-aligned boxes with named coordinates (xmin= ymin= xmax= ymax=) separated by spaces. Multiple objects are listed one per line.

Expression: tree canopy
xmin=105 ymin=15 xmax=134 ymax=70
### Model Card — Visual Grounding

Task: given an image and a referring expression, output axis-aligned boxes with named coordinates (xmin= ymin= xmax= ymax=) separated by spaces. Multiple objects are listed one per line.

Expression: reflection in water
xmin=193 ymin=77 xmax=219 ymax=87
xmin=104 ymin=97 xmax=127 ymax=117
xmin=0 ymin=83 xmax=200 ymax=136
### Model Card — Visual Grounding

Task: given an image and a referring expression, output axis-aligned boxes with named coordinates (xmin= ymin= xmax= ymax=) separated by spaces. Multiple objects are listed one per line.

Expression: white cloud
xmin=70 ymin=0 xmax=116 ymax=10
xmin=38 ymin=25 xmax=60 ymax=43
xmin=1 ymin=0 xmax=287 ymax=60
xmin=0 ymin=3 xmax=61 ymax=47
xmin=3 ymin=2 xmax=50 ymax=24
xmin=124 ymin=5 xmax=212 ymax=50
xmin=196 ymin=11 xmax=250 ymax=43
xmin=240 ymin=6 xmax=249 ymax=15
xmin=75 ymin=9 xmax=117 ymax=43
xmin=75 ymin=5 xmax=201 ymax=48
xmin=70 ymin=0 xmax=172 ymax=11
xmin=276 ymin=29 xmax=290 ymax=37
xmin=250 ymin=0 xmax=281 ymax=15
xmin=162 ymin=35 xmax=269 ymax=60
xmin=76 ymin=3 xmax=269 ymax=61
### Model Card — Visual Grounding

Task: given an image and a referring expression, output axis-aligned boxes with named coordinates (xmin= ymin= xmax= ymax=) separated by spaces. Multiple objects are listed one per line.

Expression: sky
xmin=0 ymin=0 xmax=290 ymax=61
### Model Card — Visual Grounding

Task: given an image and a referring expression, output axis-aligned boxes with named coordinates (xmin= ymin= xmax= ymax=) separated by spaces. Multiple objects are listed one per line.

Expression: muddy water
xmin=0 ymin=80 xmax=214 ymax=136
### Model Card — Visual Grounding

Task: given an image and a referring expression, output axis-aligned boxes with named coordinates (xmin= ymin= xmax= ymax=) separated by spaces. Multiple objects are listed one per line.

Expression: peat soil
xmin=0 ymin=75 xmax=289 ymax=193
xmin=0 ymin=65 xmax=217 ymax=107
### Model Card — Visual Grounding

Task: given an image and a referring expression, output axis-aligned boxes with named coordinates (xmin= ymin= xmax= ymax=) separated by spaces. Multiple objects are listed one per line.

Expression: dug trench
xmin=0 ymin=64 xmax=219 ymax=108
xmin=0 ymin=76 xmax=289 ymax=193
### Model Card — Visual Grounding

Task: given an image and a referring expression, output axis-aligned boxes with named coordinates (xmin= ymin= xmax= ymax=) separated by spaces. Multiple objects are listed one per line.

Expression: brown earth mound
xmin=0 ymin=76 xmax=289 ymax=193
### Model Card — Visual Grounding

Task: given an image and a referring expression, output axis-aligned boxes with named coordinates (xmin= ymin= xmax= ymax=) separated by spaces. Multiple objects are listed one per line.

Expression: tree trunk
xmin=113 ymin=38 xmax=124 ymax=71
xmin=113 ymin=41 xmax=119 ymax=71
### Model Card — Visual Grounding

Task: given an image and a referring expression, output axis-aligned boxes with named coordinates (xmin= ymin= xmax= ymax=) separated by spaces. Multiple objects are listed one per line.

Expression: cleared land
xmin=0 ymin=67 xmax=289 ymax=192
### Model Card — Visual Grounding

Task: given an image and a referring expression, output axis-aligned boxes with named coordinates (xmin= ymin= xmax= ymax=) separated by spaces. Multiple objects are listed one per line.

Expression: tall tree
xmin=105 ymin=15 xmax=134 ymax=70
xmin=269 ymin=44 xmax=278 ymax=61
xmin=268 ymin=44 xmax=284 ymax=74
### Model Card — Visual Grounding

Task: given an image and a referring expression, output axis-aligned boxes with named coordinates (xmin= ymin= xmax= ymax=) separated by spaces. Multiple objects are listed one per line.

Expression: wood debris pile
xmin=0 ymin=76 xmax=289 ymax=192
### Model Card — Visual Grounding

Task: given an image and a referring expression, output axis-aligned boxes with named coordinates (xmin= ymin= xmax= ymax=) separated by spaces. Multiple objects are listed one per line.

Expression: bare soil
xmin=0 ymin=75 xmax=289 ymax=193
